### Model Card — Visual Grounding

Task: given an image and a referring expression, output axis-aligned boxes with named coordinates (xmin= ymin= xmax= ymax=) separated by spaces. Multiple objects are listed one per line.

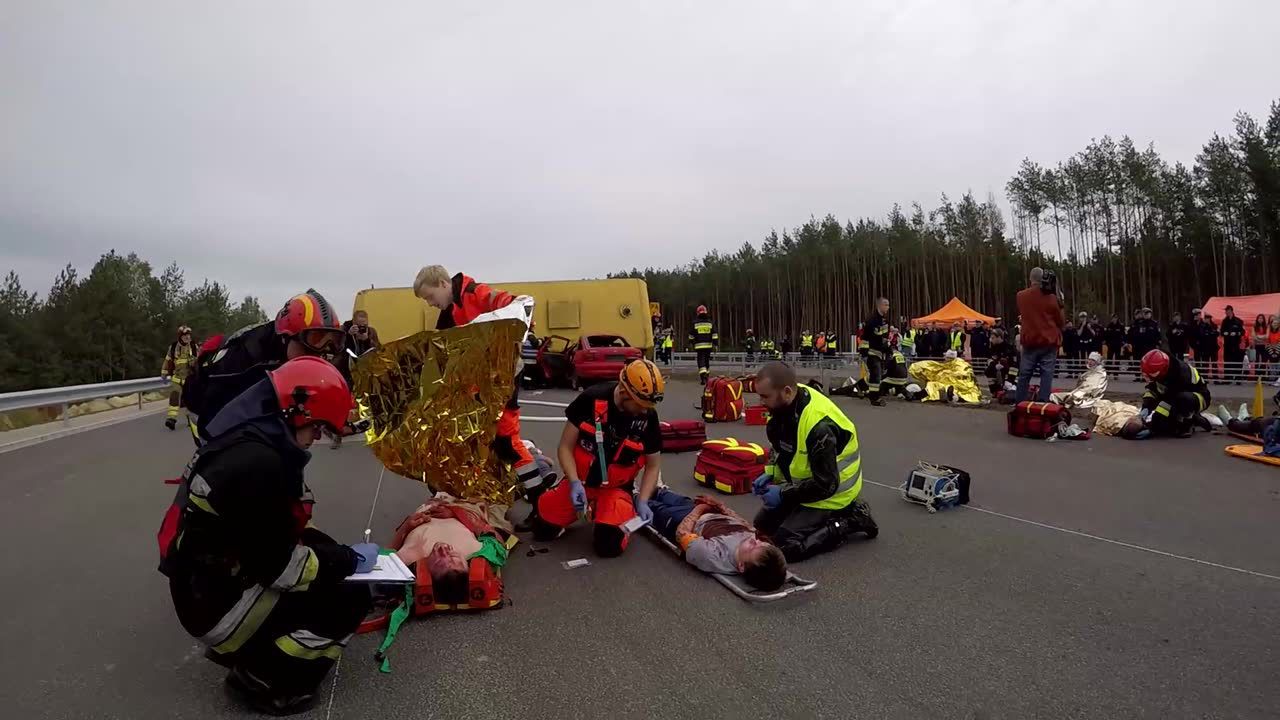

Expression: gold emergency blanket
xmin=351 ymin=319 xmax=524 ymax=504
xmin=1049 ymin=366 xmax=1108 ymax=410
xmin=1091 ymin=399 xmax=1141 ymax=436
xmin=908 ymin=359 xmax=982 ymax=404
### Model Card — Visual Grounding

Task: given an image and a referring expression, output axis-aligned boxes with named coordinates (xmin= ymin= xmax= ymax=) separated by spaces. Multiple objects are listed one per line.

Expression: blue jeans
xmin=1016 ymin=345 xmax=1057 ymax=403
xmin=647 ymin=488 xmax=696 ymax=542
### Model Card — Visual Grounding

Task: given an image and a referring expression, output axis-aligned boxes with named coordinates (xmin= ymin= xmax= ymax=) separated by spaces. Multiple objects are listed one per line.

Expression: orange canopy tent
xmin=911 ymin=297 xmax=997 ymax=329
xmin=1199 ymin=293 xmax=1280 ymax=324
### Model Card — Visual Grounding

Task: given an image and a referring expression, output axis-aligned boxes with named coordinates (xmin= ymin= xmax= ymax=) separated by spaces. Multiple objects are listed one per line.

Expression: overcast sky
xmin=3 ymin=1 xmax=1278 ymax=314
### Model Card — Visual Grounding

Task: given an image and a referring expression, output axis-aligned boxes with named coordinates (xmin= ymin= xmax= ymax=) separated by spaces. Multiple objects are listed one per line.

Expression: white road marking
xmin=324 ymin=656 xmax=342 ymax=720
xmin=862 ymin=479 xmax=1280 ymax=582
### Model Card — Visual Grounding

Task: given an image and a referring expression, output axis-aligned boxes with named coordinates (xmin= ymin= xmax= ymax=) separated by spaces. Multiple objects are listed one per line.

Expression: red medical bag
xmin=701 ymin=377 xmax=745 ymax=423
xmin=694 ymin=438 xmax=770 ymax=494
xmin=1007 ymin=401 xmax=1071 ymax=439
xmin=744 ymin=405 xmax=770 ymax=426
xmin=660 ymin=419 xmax=707 ymax=453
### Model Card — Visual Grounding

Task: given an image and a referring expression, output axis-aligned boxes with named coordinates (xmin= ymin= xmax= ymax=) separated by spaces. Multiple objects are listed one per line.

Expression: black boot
xmin=225 ymin=666 xmax=317 ymax=717
xmin=515 ymin=475 xmax=555 ymax=532
xmin=869 ymin=392 xmax=886 ymax=407
xmin=164 ymin=417 xmax=177 ymax=430
xmin=848 ymin=500 xmax=879 ymax=539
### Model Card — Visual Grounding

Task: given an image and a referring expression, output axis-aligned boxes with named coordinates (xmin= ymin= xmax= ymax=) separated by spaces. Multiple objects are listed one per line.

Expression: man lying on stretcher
xmin=389 ymin=493 xmax=513 ymax=604
xmin=648 ymin=487 xmax=787 ymax=591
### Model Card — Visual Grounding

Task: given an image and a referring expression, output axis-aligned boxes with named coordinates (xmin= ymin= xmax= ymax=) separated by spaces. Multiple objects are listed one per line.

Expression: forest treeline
xmin=619 ymin=100 xmax=1280 ymax=350
xmin=0 ymin=252 xmax=267 ymax=392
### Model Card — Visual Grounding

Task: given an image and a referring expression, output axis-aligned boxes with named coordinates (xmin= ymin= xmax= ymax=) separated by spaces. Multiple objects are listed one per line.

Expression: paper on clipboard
xmin=343 ymin=552 xmax=415 ymax=584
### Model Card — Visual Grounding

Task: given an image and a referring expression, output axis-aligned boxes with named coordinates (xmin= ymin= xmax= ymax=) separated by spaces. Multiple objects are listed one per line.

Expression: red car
xmin=534 ymin=334 xmax=643 ymax=388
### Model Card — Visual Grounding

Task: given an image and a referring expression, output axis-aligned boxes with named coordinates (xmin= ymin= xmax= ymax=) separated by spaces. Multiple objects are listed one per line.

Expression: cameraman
xmin=341 ymin=310 xmax=381 ymax=367
xmin=1014 ymin=267 xmax=1065 ymax=403
xmin=332 ymin=310 xmax=381 ymax=448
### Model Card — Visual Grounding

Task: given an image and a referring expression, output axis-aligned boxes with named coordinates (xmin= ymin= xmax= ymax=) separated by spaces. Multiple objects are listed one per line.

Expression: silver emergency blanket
xmin=1049 ymin=365 xmax=1108 ymax=410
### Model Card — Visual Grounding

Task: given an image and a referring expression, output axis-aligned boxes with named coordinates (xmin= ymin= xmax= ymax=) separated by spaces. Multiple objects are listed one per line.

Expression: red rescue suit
xmin=434 ymin=273 xmax=537 ymax=488
xmin=434 ymin=273 xmax=516 ymax=331
xmin=538 ymin=399 xmax=645 ymax=537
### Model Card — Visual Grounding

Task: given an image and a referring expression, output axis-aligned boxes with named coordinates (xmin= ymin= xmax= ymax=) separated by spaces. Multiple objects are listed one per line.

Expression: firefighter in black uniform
xmin=184 ymin=290 xmax=348 ymax=443
xmin=1137 ymin=349 xmax=1211 ymax=438
xmin=1103 ymin=314 xmax=1126 ymax=363
xmin=1061 ymin=320 xmax=1080 ymax=377
xmin=1196 ymin=313 xmax=1221 ymax=383
xmin=985 ymin=327 xmax=1019 ymax=400
xmin=158 ymin=357 xmax=375 ymax=715
xmin=1128 ymin=308 xmax=1161 ymax=379
xmin=689 ymin=304 xmax=718 ymax=385
xmin=1078 ymin=313 xmax=1102 ymax=359
xmin=968 ymin=320 xmax=990 ymax=361
xmin=863 ymin=298 xmax=898 ymax=406
xmin=743 ymin=328 xmax=757 ymax=363
xmin=1167 ymin=312 xmax=1191 ymax=360
xmin=1220 ymin=305 xmax=1246 ymax=383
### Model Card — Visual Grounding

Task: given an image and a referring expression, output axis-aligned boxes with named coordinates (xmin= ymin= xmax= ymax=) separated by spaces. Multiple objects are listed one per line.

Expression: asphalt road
xmin=2 ymin=380 xmax=1278 ymax=719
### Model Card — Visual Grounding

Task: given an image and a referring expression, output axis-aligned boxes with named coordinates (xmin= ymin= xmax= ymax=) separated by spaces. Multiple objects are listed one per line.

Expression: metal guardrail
xmin=658 ymin=352 xmax=1270 ymax=385
xmin=0 ymin=377 xmax=171 ymax=424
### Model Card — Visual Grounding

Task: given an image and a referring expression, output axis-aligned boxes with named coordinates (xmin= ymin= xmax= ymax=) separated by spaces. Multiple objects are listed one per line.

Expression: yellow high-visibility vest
xmin=765 ymin=385 xmax=862 ymax=511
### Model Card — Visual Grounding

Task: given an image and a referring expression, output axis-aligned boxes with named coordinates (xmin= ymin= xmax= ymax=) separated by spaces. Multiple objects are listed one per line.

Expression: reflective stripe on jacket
xmin=780 ymin=385 xmax=862 ymax=511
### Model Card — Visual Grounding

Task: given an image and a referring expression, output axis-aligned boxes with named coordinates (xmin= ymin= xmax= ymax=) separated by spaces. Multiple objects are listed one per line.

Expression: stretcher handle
xmin=712 ymin=571 xmax=818 ymax=602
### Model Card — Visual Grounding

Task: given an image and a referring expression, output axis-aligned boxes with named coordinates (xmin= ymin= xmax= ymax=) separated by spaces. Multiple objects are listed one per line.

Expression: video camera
xmin=1040 ymin=269 xmax=1058 ymax=294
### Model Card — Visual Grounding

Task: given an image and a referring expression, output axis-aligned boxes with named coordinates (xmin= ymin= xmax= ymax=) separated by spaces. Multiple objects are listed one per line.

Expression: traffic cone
xmin=1254 ymin=378 xmax=1265 ymax=418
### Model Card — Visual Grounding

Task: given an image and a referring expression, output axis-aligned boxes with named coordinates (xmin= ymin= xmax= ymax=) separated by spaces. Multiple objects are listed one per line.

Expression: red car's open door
xmin=536 ymin=335 xmax=574 ymax=387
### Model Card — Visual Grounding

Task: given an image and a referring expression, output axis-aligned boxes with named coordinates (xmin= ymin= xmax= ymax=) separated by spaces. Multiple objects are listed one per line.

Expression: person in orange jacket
xmin=414 ymin=265 xmax=544 ymax=525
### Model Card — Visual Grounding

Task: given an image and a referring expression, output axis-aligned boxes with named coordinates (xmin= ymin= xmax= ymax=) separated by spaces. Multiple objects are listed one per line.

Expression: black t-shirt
xmin=565 ymin=382 xmax=661 ymax=484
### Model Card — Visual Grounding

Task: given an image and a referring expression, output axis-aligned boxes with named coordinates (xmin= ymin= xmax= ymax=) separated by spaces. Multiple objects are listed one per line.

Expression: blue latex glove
xmin=1138 ymin=407 xmax=1152 ymax=422
xmin=633 ymin=496 xmax=654 ymax=523
xmin=569 ymin=479 xmax=588 ymax=512
xmin=350 ymin=543 xmax=379 ymax=573
xmin=761 ymin=485 xmax=783 ymax=509
xmin=752 ymin=472 xmax=772 ymax=496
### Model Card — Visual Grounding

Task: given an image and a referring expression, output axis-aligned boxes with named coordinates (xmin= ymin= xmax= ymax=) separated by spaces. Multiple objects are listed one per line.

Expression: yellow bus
xmin=352 ymin=278 xmax=655 ymax=349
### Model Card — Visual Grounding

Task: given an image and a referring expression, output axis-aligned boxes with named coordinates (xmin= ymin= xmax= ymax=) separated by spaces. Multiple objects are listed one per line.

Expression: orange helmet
xmin=268 ymin=356 xmax=354 ymax=431
xmin=275 ymin=289 xmax=344 ymax=355
xmin=619 ymin=359 xmax=665 ymax=408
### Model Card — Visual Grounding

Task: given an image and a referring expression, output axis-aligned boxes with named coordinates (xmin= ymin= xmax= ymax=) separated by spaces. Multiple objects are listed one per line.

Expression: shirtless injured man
xmin=388 ymin=494 xmax=513 ymax=604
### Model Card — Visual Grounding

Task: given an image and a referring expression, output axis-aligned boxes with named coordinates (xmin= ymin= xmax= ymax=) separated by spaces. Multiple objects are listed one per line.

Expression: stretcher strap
xmin=376 ymin=585 xmax=414 ymax=673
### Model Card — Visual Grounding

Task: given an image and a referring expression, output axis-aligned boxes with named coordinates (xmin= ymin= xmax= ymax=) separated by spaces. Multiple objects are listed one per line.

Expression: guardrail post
xmin=61 ymin=402 xmax=70 ymax=426
xmin=138 ymin=391 xmax=144 ymax=411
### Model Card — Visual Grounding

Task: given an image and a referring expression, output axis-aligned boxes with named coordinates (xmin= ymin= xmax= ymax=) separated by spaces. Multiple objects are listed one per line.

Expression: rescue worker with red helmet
xmin=183 ymin=290 xmax=348 ymax=442
xmin=689 ymin=304 xmax=718 ymax=385
xmin=533 ymin=359 xmax=665 ymax=557
xmin=162 ymin=325 xmax=197 ymax=430
xmin=413 ymin=265 xmax=544 ymax=526
xmin=1137 ymin=349 xmax=1212 ymax=438
xmin=158 ymin=356 xmax=376 ymax=715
